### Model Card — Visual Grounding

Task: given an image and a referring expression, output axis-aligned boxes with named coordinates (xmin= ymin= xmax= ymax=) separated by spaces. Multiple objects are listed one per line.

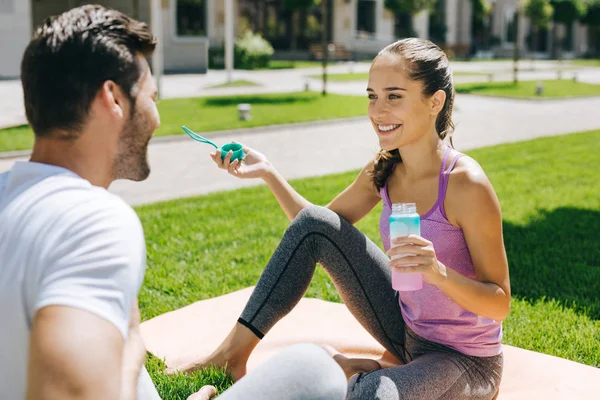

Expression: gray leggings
xmin=238 ymin=206 xmax=503 ymax=400
xmin=217 ymin=343 xmax=347 ymax=399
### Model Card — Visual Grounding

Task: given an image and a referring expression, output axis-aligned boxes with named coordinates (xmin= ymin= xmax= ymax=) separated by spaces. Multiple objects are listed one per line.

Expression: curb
xmin=0 ymin=149 xmax=31 ymax=160
xmin=150 ymin=116 xmax=367 ymax=145
xmin=456 ymin=93 xmax=600 ymax=102
xmin=0 ymin=116 xmax=368 ymax=161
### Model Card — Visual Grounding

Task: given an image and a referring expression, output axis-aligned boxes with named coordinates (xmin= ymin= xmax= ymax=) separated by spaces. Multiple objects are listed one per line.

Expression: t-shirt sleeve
xmin=33 ymin=197 xmax=146 ymax=338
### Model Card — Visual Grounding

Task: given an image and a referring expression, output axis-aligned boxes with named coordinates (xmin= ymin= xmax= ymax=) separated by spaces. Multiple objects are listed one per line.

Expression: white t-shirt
xmin=0 ymin=161 xmax=156 ymax=398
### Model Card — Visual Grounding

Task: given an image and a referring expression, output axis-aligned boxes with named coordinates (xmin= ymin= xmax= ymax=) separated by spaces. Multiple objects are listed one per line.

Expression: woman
xmin=178 ymin=38 xmax=510 ymax=399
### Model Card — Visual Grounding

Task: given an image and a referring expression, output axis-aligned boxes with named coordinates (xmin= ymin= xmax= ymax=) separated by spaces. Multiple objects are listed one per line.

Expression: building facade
xmin=0 ymin=0 xmax=594 ymax=79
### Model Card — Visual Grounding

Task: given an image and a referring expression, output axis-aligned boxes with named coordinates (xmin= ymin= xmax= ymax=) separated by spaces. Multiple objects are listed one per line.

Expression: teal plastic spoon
xmin=182 ymin=126 xmax=245 ymax=161
xmin=182 ymin=125 xmax=219 ymax=148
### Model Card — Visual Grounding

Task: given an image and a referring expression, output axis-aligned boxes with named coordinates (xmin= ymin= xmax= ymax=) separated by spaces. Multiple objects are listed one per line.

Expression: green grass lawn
xmin=454 ymin=57 xmax=513 ymax=62
xmin=267 ymin=60 xmax=329 ymax=69
xmin=455 ymin=79 xmax=600 ymax=98
xmin=310 ymin=71 xmax=487 ymax=82
xmin=311 ymin=72 xmax=369 ymax=81
xmin=209 ymin=60 xmax=327 ymax=71
xmin=0 ymin=92 xmax=367 ymax=153
xmin=137 ymin=130 xmax=600 ymax=399
xmin=570 ymin=59 xmax=600 ymax=68
xmin=205 ymin=80 xmax=260 ymax=89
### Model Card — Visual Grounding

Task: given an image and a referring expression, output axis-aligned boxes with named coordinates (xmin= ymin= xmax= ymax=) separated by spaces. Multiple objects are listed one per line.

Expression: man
xmin=0 ymin=5 xmax=161 ymax=399
xmin=0 ymin=5 xmax=346 ymax=400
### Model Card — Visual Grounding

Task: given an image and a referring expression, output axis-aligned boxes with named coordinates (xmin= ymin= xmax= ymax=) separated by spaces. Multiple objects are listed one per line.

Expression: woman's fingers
xmin=391 ymin=235 xmax=430 ymax=246
xmin=212 ymin=149 xmax=225 ymax=168
xmin=389 ymin=256 xmax=430 ymax=269
xmin=228 ymin=158 xmax=240 ymax=174
xmin=386 ymin=245 xmax=427 ymax=257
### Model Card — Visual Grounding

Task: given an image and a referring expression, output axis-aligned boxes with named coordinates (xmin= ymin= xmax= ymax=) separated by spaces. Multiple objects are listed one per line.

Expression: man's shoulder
xmin=55 ymin=178 xmax=137 ymax=221
xmin=3 ymin=170 xmax=140 ymax=237
xmin=50 ymin=179 xmax=142 ymax=238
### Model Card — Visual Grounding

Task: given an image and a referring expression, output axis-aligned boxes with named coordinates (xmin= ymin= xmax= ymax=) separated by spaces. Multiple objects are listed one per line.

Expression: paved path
xmin=2 ymin=94 xmax=599 ymax=206
xmin=2 ymin=60 xmax=598 ymax=128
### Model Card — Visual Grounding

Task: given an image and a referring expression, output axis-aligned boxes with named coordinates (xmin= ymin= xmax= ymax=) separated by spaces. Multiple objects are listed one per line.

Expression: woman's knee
xmin=347 ymin=372 xmax=399 ymax=400
xmin=293 ymin=205 xmax=341 ymax=233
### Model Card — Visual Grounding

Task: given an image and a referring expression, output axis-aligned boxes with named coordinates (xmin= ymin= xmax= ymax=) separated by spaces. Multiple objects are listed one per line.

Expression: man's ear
xmin=99 ymin=81 xmax=128 ymax=120
xmin=430 ymin=89 xmax=446 ymax=116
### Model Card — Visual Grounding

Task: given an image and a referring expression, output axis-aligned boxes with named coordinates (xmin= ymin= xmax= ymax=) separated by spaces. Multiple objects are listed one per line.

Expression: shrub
xmin=208 ymin=31 xmax=274 ymax=70
xmin=236 ymin=30 xmax=274 ymax=69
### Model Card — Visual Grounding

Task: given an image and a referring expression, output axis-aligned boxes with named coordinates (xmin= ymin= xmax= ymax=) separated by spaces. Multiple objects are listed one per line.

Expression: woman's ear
xmin=430 ymin=89 xmax=447 ymax=116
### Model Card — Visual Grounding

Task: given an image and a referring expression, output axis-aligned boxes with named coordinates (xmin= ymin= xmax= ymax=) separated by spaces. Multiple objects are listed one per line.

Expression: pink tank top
xmin=379 ymin=146 xmax=502 ymax=357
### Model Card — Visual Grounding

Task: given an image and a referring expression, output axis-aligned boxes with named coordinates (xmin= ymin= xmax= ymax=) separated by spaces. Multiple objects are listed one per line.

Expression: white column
xmin=575 ymin=23 xmax=588 ymax=56
xmin=459 ymin=0 xmax=473 ymax=46
xmin=225 ymin=0 xmax=234 ymax=83
xmin=206 ymin=0 xmax=215 ymax=42
xmin=150 ymin=0 xmax=163 ymax=97
xmin=0 ymin=0 xmax=32 ymax=78
xmin=445 ymin=0 xmax=458 ymax=46
xmin=413 ymin=9 xmax=429 ymax=40
xmin=376 ymin=0 xmax=384 ymax=40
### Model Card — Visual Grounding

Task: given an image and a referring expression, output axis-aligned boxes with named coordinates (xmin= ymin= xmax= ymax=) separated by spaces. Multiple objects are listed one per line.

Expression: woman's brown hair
xmin=370 ymin=38 xmax=455 ymax=191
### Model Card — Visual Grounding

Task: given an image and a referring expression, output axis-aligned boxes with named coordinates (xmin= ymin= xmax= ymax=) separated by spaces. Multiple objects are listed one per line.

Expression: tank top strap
xmin=436 ymin=146 xmax=452 ymax=203
xmin=439 ymin=150 xmax=465 ymax=218
xmin=381 ymin=162 xmax=399 ymax=205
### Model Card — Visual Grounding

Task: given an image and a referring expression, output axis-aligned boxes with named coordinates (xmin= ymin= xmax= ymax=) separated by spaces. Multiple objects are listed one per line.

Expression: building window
xmin=357 ymin=0 xmax=376 ymax=34
xmin=563 ymin=23 xmax=574 ymax=52
xmin=176 ymin=0 xmax=207 ymax=37
xmin=504 ymin=8 xmax=516 ymax=44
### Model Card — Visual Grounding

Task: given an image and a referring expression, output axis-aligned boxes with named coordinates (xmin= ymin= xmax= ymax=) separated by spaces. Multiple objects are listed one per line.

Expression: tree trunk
xmin=290 ymin=11 xmax=298 ymax=51
xmin=395 ymin=12 xmax=414 ymax=38
xmin=531 ymin=27 xmax=538 ymax=70
xmin=132 ymin=0 xmax=139 ymax=19
xmin=254 ymin=0 xmax=261 ymax=33
xmin=321 ymin=0 xmax=328 ymax=96
xmin=513 ymin=11 xmax=520 ymax=84
xmin=299 ymin=8 xmax=307 ymax=47
xmin=405 ymin=13 xmax=414 ymax=37
xmin=284 ymin=8 xmax=293 ymax=49
xmin=590 ymin=26 xmax=600 ymax=57
xmin=551 ymin=23 xmax=559 ymax=59
xmin=486 ymin=13 xmax=492 ymax=49
xmin=275 ymin=4 xmax=282 ymax=38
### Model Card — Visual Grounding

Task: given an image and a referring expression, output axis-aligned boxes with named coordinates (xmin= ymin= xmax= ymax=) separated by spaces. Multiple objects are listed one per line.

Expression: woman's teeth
xmin=378 ymin=124 xmax=400 ymax=132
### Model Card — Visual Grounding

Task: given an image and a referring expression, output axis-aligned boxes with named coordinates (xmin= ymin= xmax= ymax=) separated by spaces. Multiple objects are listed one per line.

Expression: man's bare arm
xmin=27 ymin=306 xmax=126 ymax=400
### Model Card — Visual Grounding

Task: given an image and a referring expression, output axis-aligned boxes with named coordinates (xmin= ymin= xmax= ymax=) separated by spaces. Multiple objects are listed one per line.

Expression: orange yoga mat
xmin=141 ymin=287 xmax=600 ymax=400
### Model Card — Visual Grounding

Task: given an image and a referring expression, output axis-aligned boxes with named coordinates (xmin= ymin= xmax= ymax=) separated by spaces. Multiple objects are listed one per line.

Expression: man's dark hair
xmin=21 ymin=5 xmax=157 ymax=139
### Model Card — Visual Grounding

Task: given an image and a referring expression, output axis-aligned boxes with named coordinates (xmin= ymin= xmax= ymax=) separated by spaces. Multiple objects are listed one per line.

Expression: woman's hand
xmin=211 ymin=144 xmax=272 ymax=180
xmin=387 ymin=235 xmax=448 ymax=286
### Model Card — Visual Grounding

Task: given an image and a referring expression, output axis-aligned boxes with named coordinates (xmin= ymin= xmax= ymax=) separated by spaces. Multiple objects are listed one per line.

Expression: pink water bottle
xmin=389 ymin=203 xmax=423 ymax=291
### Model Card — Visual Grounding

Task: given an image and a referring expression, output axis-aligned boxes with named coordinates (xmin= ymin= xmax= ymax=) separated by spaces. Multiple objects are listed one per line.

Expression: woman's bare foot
xmin=333 ymin=353 xmax=382 ymax=380
xmin=166 ymin=348 xmax=248 ymax=381
xmin=165 ymin=322 xmax=260 ymax=381
xmin=187 ymin=385 xmax=217 ymax=400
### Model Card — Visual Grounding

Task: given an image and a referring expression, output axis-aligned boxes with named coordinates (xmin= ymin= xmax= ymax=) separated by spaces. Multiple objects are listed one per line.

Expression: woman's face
xmin=367 ymin=54 xmax=436 ymax=152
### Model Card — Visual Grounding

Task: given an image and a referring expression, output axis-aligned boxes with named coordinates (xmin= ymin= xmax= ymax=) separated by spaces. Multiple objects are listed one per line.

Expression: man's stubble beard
xmin=110 ymin=108 xmax=152 ymax=182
